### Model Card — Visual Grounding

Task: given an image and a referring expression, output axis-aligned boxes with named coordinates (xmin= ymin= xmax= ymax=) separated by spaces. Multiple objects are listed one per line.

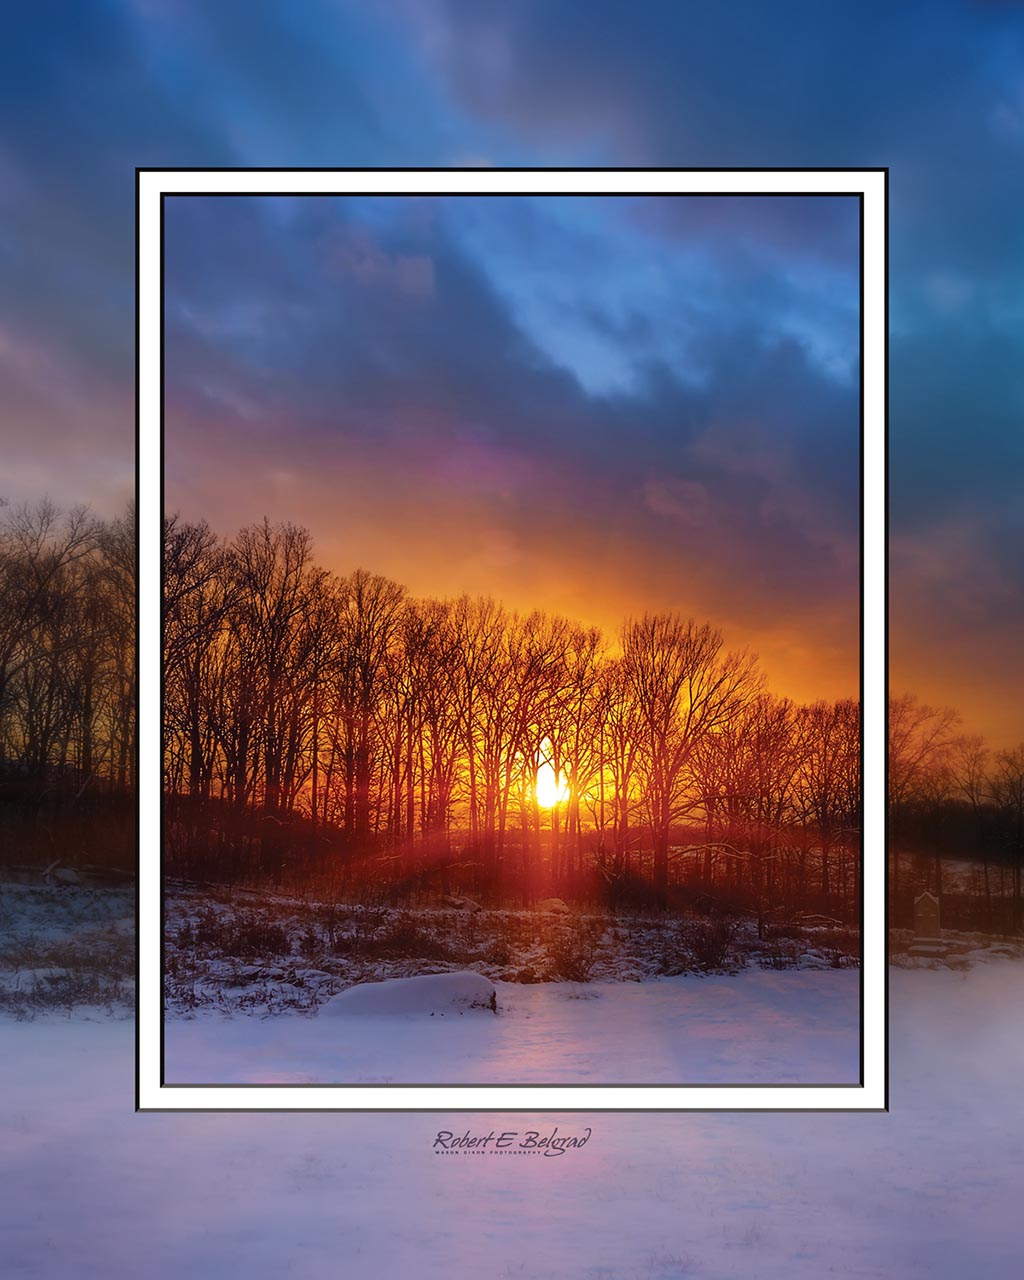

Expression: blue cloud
xmin=0 ymin=0 xmax=1020 ymax=733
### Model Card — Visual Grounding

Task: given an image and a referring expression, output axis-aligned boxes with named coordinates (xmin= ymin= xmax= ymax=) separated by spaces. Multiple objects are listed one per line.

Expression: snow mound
xmin=320 ymin=971 xmax=497 ymax=1016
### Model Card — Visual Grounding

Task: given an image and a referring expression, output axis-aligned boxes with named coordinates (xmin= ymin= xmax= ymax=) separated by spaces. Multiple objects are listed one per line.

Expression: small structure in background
xmin=908 ymin=890 xmax=948 ymax=959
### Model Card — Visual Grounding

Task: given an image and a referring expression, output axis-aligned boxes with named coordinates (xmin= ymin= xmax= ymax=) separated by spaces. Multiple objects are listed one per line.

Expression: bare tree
xmin=888 ymin=693 xmax=961 ymax=902
xmin=157 ymin=515 xmax=866 ymax=920
xmin=990 ymin=744 xmax=1024 ymax=930
xmin=952 ymin=735 xmax=992 ymax=919
xmin=622 ymin=615 xmax=761 ymax=899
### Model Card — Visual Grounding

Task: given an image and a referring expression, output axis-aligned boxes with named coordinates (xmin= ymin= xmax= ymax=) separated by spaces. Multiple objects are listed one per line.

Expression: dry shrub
xmin=546 ymin=920 xmax=602 ymax=982
xmin=482 ymin=937 xmax=513 ymax=966
xmin=758 ymin=938 xmax=805 ymax=969
xmin=657 ymin=917 xmax=739 ymax=974
xmin=175 ymin=908 xmax=291 ymax=959
xmin=684 ymin=918 xmax=737 ymax=970
xmin=331 ymin=912 xmax=452 ymax=962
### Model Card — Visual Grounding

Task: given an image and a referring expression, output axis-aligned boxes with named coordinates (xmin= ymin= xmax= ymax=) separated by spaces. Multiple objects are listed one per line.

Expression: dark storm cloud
xmin=628 ymin=196 xmax=862 ymax=270
xmin=164 ymin=193 xmax=860 ymax=696
xmin=395 ymin=0 xmax=1024 ymax=739
xmin=396 ymin=0 xmax=1024 ymax=518
xmin=0 ymin=0 xmax=444 ymax=510
xmin=1 ymin=0 xmax=1020 ymax=734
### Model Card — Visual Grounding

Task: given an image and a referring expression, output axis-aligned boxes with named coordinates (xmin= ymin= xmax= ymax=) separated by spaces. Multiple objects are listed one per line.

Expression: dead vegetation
xmin=160 ymin=883 xmax=862 ymax=1015
xmin=0 ymin=884 xmax=134 ymax=1019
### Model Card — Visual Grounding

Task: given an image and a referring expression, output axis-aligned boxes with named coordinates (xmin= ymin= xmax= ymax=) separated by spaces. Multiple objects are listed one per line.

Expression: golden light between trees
xmin=535 ymin=760 xmax=569 ymax=809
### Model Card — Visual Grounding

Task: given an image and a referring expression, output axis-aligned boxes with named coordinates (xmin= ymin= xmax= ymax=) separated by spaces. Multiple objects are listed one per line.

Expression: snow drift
xmin=319 ymin=970 xmax=498 ymax=1016
xmin=168 ymin=970 xmax=859 ymax=1085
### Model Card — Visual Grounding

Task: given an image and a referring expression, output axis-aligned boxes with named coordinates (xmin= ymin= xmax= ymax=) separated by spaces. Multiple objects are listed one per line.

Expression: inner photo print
xmin=158 ymin=188 xmax=866 ymax=1091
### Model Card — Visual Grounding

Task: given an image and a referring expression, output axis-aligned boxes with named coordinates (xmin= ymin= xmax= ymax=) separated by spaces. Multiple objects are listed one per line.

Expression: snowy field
xmin=165 ymin=968 xmax=860 ymax=1085
xmin=157 ymin=882 xmax=861 ymax=1085
xmin=2 ymin=960 xmax=1022 ymax=1278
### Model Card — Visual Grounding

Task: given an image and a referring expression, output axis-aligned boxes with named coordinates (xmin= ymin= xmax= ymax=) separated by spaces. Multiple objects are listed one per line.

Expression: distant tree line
xmin=888 ymin=693 xmax=1024 ymax=931
xmin=0 ymin=501 xmax=135 ymax=867
xmin=0 ymin=500 xmax=135 ymax=793
xmin=164 ymin=516 xmax=861 ymax=915
xmin=7 ymin=499 xmax=1019 ymax=933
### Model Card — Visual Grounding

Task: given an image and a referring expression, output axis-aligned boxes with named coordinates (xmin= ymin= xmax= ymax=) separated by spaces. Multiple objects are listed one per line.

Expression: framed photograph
xmin=137 ymin=168 xmax=887 ymax=1110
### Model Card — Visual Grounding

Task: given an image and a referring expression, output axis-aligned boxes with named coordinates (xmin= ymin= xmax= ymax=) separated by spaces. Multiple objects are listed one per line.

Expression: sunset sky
xmin=2 ymin=1 xmax=1023 ymax=741
xmin=163 ymin=193 xmax=861 ymax=703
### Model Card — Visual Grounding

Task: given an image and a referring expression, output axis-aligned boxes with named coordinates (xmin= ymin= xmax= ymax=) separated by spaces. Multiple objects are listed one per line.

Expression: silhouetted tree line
xmin=6 ymin=500 xmax=1018 ymax=933
xmin=888 ymin=693 xmax=1024 ymax=932
xmin=164 ymin=516 xmax=861 ymax=915
xmin=0 ymin=501 xmax=135 ymax=866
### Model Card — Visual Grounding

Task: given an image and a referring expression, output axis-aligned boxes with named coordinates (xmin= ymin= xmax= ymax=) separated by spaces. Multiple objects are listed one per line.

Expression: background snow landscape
xmin=2 ymin=881 xmax=1022 ymax=1276
xmin=2 ymin=954 xmax=1021 ymax=1277
xmin=4 ymin=0 xmax=1024 ymax=1272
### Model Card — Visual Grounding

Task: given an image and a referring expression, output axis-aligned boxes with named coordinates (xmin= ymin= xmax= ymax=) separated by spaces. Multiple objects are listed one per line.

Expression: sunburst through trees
xmin=162 ymin=515 xmax=861 ymax=918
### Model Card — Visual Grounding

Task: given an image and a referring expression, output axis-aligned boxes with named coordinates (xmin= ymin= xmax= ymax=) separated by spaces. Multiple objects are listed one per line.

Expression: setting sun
xmin=536 ymin=760 xmax=569 ymax=809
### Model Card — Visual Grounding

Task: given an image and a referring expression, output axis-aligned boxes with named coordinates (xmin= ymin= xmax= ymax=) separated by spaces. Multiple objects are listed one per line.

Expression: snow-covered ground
xmin=320 ymin=969 xmax=499 ymax=1016
xmin=0 ymin=881 xmax=134 ymax=1017
xmin=2 ymin=960 xmax=1022 ymax=1278
xmin=166 ymin=968 xmax=860 ymax=1085
xmin=157 ymin=882 xmax=861 ymax=1085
